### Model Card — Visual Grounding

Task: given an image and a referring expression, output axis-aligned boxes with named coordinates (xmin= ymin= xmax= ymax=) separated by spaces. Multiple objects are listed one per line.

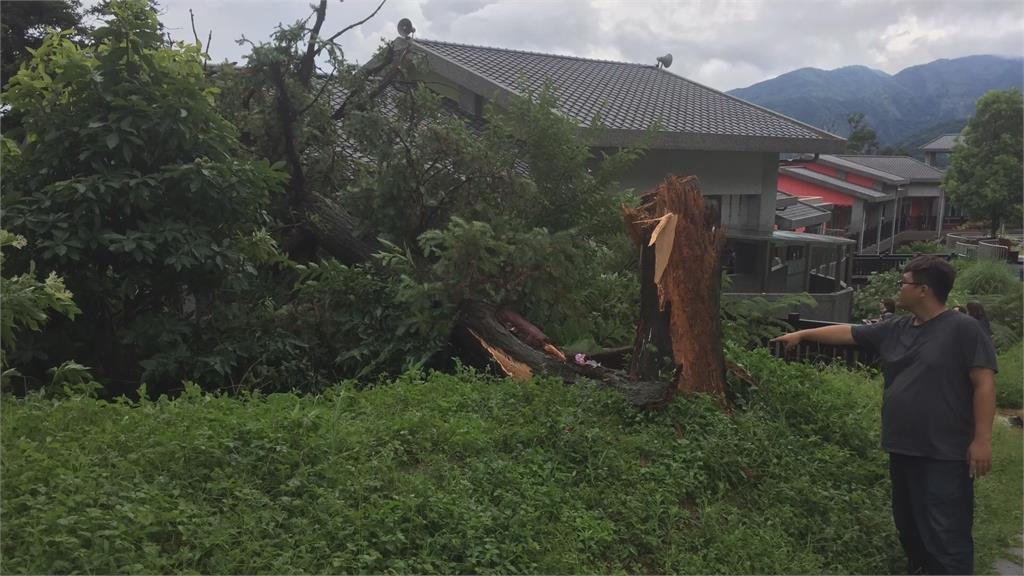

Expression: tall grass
xmin=954 ymin=259 xmax=1020 ymax=295
xmin=3 ymin=350 xmax=1020 ymax=574
xmin=3 ymin=351 xmax=901 ymax=575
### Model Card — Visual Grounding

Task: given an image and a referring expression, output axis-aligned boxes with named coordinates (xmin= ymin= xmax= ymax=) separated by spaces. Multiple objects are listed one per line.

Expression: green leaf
xmin=106 ymin=133 xmax=119 ymax=149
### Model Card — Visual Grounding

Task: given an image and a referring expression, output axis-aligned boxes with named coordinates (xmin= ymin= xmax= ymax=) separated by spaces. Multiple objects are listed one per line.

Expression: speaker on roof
xmin=397 ymin=18 xmax=416 ymax=38
xmin=656 ymin=53 xmax=673 ymax=69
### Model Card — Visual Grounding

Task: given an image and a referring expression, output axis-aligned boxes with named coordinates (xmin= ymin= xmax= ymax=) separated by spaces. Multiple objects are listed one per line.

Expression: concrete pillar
xmin=851 ymin=201 xmax=865 ymax=251
xmin=875 ymin=205 xmax=883 ymax=254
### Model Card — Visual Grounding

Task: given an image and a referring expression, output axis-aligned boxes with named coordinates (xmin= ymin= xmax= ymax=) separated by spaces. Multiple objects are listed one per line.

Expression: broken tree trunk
xmin=453 ymin=301 xmax=675 ymax=407
xmin=623 ymin=175 xmax=727 ymax=401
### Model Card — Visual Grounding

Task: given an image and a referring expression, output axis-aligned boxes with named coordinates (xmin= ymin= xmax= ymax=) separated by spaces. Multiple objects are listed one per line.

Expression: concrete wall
xmin=904 ymin=182 xmax=941 ymax=198
xmin=603 ymin=149 xmax=778 ymax=236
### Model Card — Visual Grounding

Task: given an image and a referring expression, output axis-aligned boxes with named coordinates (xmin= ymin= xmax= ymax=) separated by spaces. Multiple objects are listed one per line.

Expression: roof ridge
xmin=818 ymin=154 xmax=906 ymax=182
xmin=414 ymin=38 xmax=843 ymax=144
xmin=415 ymin=38 xmax=648 ymax=68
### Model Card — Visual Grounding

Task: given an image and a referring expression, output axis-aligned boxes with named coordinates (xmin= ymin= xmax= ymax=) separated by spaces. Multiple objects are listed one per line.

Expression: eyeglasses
xmin=895 ymin=280 xmax=924 ymax=289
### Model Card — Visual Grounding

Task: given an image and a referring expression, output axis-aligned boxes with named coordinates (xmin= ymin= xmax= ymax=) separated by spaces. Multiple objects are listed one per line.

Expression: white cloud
xmin=135 ymin=0 xmax=1024 ymax=90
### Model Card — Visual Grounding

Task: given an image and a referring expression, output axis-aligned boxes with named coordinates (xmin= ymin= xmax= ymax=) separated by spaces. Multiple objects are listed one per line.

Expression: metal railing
xmin=764 ymin=313 xmax=879 ymax=368
xmin=949 ymin=235 xmax=1013 ymax=261
xmin=852 ymin=254 xmax=911 ymax=277
xmin=978 ymin=240 xmax=1009 ymax=260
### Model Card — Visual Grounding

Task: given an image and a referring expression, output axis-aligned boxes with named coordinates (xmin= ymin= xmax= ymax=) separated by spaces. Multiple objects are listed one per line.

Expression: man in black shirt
xmin=772 ymin=255 xmax=998 ymax=575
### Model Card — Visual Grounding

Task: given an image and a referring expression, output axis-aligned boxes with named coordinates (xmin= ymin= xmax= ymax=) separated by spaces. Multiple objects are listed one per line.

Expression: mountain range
xmin=727 ymin=55 xmax=1023 ymax=151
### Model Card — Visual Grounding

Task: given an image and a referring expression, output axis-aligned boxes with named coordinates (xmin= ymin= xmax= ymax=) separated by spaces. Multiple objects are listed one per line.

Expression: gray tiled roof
xmin=835 ymin=155 xmax=944 ymax=182
xmin=776 ymin=190 xmax=799 ymax=208
xmin=780 ymin=166 xmax=892 ymax=202
xmin=777 ymin=200 xmax=831 ymax=229
xmin=818 ymin=154 xmax=907 ymax=185
xmin=411 ymin=39 xmax=844 ymax=153
xmin=920 ymin=133 xmax=961 ymax=152
xmin=325 ymin=82 xmax=529 ymax=175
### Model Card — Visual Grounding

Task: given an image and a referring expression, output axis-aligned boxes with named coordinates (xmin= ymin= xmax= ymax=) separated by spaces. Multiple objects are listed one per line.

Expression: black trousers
xmin=889 ymin=453 xmax=974 ymax=575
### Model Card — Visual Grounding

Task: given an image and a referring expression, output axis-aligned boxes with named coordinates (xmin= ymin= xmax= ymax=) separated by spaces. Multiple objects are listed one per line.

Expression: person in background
xmin=771 ymin=255 xmax=997 ymax=575
xmin=966 ymin=302 xmax=993 ymax=337
xmin=952 ymin=305 xmax=967 ymax=314
xmin=863 ymin=298 xmax=896 ymax=324
xmin=879 ymin=298 xmax=895 ymax=321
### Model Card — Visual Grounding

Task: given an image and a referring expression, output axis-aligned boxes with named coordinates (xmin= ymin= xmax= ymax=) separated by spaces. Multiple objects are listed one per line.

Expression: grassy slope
xmin=1 ymin=349 xmax=1020 ymax=574
xmin=976 ymin=421 xmax=1024 ymax=574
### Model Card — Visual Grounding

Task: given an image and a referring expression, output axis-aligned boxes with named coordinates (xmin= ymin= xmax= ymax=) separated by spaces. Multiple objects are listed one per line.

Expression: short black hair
xmin=966 ymin=301 xmax=987 ymax=320
xmin=903 ymin=255 xmax=956 ymax=304
xmin=881 ymin=298 xmax=895 ymax=313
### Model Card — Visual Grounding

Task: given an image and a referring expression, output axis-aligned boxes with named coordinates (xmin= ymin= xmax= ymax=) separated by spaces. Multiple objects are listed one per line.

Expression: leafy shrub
xmin=0 ymin=351 xmax=905 ymax=574
xmin=901 ymin=240 xmax=946 ymax=254
xmin=853 ymin=268 xmax=903 ymax=323
xmin=0 ymin=231 xmax=79 ymax=357
xmin=996 ymin=341 xmax=1023 ymax=409
xmin=0 ymin=230 xmax=81 ymax=391
xmin=1 ymin=1 xmax=286 ymax=393
xmin=985 ymin=287 xmax=1023 ymax=342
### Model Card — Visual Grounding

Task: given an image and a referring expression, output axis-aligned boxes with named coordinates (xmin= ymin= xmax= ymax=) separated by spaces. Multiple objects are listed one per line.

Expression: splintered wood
xmin=623 ymin=175 xmax=727 ymax=400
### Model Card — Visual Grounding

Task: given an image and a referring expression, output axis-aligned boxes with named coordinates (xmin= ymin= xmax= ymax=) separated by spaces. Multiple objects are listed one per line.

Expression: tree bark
xmin=301 ymin=194 xmax=381 ymax=265
xmin=623 ymin=175 xmax=726 ymax=401
xmin=453 ymin=301 xmax=675 ymax=408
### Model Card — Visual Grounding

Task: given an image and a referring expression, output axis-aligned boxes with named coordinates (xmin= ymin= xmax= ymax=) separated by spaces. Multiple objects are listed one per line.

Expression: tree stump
xmin=623 ymin=175 xmax=726 ymax=401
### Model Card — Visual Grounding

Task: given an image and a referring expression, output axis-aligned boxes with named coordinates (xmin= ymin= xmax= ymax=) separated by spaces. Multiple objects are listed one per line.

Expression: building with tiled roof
xmin=775 ymin=191 xmax=831 ymax=232
xmin=778 ymin=153 xmax=947 ymax=254
xmin=920 ymin=133 xmax=962 ymax=168
xmin=921 ymin=133 xmax=961 ymax=152
xmin=387 ymin=33 xmax=854 ymax=320
xmin=836 ymin=155 xmax=944 ymax=182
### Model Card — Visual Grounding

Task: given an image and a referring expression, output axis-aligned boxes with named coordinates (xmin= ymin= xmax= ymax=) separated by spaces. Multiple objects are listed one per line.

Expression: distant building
xmin=920 ymin=133 xmax=961 ymax=169
xmin=778 ymin=154 xmax=946 ymax=253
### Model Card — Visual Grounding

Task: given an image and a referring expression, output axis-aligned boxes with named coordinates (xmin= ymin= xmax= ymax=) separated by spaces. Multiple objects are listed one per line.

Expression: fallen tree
xmin=229 ymin=1 xmax=732 ymax=407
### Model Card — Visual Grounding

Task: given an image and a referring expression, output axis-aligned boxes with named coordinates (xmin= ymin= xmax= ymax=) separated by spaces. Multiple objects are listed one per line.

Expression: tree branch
xmin=269 ymin=61 xmax=308 ymax=207
xmin=189 ymin=9 xmax=210 ymax=70
xmin=296 ymin=63 xmax=337 ymax=117
xmin=298 ymin=0 xmax=328 ymax=87
xmin=331 ymin=44 xmax=409 ymax=121
xmin=316 ymin=0 xmax=387 ymax=58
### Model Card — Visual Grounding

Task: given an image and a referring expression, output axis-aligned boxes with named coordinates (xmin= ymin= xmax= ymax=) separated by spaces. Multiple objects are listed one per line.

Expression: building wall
xmin=777 ymin=173 xmax=854 ymax=206
xmin=601 ymin=149 xmax=778 ymax=236
xmin=903 ymin=182 xmax=941 ymax=198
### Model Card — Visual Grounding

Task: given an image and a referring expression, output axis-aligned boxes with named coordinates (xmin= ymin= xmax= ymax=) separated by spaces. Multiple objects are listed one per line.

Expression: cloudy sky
xmin=150 ymin=0 xmax=1024 ymax=91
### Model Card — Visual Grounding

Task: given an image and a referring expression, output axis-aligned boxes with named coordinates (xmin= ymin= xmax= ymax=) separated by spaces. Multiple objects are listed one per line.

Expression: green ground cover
xmin=996 ymin=341 xmax=1023 ymax=409
xmin=2 ymin=349 xmax=1021 ymax=574
xmin=976 ymin=420 xmax=1024 ymax=575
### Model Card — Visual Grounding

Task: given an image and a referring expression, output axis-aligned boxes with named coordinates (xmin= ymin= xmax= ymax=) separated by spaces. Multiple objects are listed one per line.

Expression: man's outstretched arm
xmin=770 ymin=324 xmax=856 ymax=351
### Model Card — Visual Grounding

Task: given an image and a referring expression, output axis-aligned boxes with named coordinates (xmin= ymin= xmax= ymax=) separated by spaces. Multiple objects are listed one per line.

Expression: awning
xmin=771 ymin=230 xmax=856 ymax=246
xmin=776 ymin=201 xmax=831 ymax=230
